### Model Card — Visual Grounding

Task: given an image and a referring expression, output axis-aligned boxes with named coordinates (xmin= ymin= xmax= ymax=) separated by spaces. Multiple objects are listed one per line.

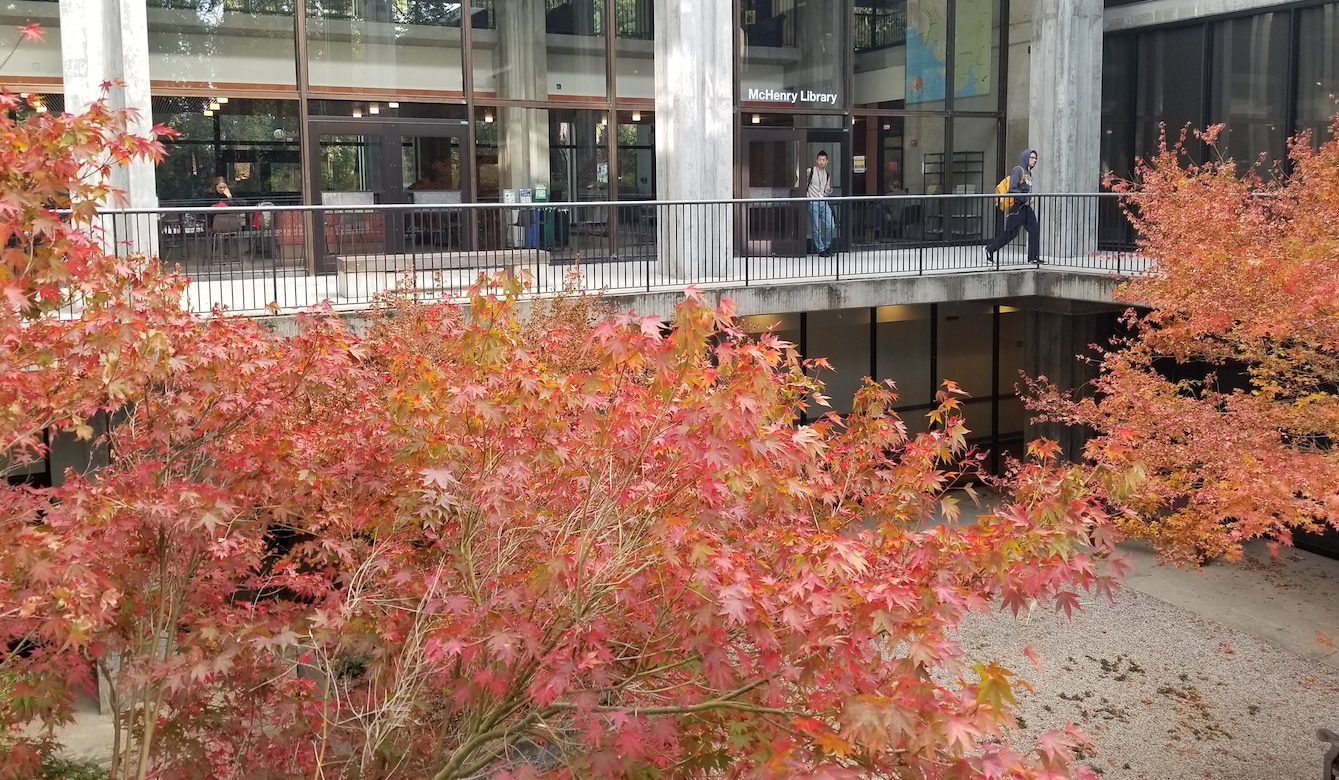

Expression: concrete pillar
xmin=1029 ymin=0 xmax=1101 ymax=260
xmin=654 ymin=0 xmax=733 ymax=278
xmin=497 ymin=0 xmax=550 ymax=199
xmin=1023 ymin=307 xmax=1106 ymax=463
xmin=60 ymin=0 xmax=158 ymax=257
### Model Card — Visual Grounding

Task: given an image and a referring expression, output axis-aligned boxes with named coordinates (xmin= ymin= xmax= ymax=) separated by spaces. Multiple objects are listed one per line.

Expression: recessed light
xmin=388 ymin=101 xmax=399 ymax=108
xmin=631 ymin=111 xmax=640 ymax=122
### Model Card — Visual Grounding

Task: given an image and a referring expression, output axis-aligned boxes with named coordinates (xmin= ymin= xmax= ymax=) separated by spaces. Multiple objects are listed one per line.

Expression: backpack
xmin=995 ymin=171 xmax=1015 ymax=213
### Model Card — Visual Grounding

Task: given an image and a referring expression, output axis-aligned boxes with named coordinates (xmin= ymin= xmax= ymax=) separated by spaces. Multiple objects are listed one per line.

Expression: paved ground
xmin=960 ymin=539 xmax=1339 ymax=780
xmin=47 ymin=527 xmax=1339 ymax=778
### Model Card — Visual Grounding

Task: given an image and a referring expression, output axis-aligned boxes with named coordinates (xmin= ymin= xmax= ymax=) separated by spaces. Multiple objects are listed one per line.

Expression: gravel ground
xmin=958 ymin=589 xmax=1339 ymax=780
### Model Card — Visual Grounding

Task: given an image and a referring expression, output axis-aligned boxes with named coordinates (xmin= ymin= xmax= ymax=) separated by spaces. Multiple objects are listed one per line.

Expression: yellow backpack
xmin=995 ymin=173 xmax=1014 ymax=213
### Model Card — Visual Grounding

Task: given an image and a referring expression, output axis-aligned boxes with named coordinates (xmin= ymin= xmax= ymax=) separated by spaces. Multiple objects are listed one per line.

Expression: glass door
xmin=308 ymin=120 xmax=469 ymax=261
xmin=394 ymin=130 xmax=467 ymax=253
xmin=739 ymin=127 xmax=806 ymax=256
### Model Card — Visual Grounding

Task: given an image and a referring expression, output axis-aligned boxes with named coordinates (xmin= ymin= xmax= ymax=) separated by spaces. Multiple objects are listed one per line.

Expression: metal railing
xmin=88 ymin=193 xmax=1144 ymax=315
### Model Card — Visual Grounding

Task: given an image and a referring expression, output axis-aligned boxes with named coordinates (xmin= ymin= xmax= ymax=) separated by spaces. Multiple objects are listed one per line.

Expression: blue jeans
xmin=808 ymin=201 xmax=834 ymax=253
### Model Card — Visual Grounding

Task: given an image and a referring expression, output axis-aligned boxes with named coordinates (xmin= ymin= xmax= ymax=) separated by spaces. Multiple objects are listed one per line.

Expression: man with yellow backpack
xmin=985 ymin=148 xmax=1040 ymax=264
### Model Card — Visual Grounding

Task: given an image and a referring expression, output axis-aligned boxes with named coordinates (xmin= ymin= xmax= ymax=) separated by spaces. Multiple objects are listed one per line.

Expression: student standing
xmin=805 ymin=151 xmax=835 ymax=257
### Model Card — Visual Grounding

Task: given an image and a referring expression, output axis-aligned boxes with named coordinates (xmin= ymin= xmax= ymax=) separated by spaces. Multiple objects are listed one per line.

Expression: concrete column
xmin=654 ymin=0 xmax=733 ymax=278
xmin=1029 ymin=0 xmax=1101 ymax=260
xmin=1023 ymin=307 xmax=1106 ymax=463
xmin=60 ymin=0 xmax=158 ymax=257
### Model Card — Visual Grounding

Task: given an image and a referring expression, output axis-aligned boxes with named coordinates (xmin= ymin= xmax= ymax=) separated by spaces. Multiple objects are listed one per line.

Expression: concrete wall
xmin=1104 ymin=0 xmax=1288 ymax=31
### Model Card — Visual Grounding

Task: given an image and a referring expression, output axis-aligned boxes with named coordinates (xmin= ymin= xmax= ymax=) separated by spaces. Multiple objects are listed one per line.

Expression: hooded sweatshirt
xmin=1007 ymin=148 xmax=1036 ymax=205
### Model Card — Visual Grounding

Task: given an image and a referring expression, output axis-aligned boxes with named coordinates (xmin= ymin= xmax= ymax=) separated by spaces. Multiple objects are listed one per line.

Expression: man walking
xmin=805 ymin=151 xmax=835 ymax=257
xmin=985 ymin=149 xmax=1040 ymax=264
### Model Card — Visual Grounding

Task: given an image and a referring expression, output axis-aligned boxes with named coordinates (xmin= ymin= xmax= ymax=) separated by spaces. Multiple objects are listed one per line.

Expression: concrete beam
xmin=261 ymin=267 xmax=1126 ymax=335
xmin=1104 ymin=0 xmax=1284 ymax=32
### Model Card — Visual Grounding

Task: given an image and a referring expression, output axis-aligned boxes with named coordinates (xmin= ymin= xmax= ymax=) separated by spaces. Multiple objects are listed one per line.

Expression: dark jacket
xmin=1007 ymin=148 xmax=1036 ymax=206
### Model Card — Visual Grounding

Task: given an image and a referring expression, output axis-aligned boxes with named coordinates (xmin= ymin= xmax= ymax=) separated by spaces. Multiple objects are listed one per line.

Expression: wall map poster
xmin=905 ymin=0 xmax=993 ymax=104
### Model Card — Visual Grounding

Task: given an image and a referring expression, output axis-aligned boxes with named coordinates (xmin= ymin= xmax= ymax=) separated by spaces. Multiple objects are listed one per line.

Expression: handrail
xmin=94 ymin=191 xmax=1134 ymax=215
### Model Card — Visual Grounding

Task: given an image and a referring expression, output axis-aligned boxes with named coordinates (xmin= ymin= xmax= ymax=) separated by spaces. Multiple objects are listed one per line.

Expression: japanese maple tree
xmin=2 ymin=59 xmax=1131 ymax=780
xmin=1028 ymin=118 xmax=1339 ymax=563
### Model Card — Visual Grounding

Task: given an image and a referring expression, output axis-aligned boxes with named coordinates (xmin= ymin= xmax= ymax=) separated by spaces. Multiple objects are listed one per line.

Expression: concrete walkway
xmin=1120 ymin=538 xmax=1339 ymax=669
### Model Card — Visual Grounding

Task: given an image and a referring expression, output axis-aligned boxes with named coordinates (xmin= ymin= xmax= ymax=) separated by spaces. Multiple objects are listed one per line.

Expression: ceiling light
xmin=209 ymin=101 xmax=220 ymax=111
xmin=218 ymin=97 xmax=229 ymax=104
xmin=370 ymin=104 xmax=380 ymax=114
xmin=203 ymin=109 xmax=214 ymax=116
xmin=388 ymin=101 xmax=399 ymax=108
xmin=601 ymin=115 xmax=608 ymax=126
xmin=352 ymin=108 xmax=362 ymax=118
xmin=882 ymin=124 xmax=890 ymax=130
xmin=751 ymin=114 xmax=760 ymax=124
xmin=484 ymin=111 xmax=494 ymax=123
xmin=631 ymin=111 xmax=640 ymax=122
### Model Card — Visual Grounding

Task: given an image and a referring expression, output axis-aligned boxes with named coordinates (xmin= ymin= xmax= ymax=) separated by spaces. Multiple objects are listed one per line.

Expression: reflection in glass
xmin=153 ymin=97 xmax=302 ymax=204
xmin=1296 ymin=5 xmax=1339 ymax=147
xmin=472 ymin=0 xmax=608 ymax=101
xmin=550 ymin=109 xmax=609 ymax=204
xmin=147 ymin=0 xmax=296 ymax=87
xmin=616 ymin=113 xmax=655 ymax=200
xmin=807 ymin=308 xmax=872 ymax=416
xmin=740 ymin=0 xmax=846 ymax=111
xmin=875 ymin=303 xmax=932 ymax=408
xmin=0 ymin=1 xmax=62 ymax=80
xmin=305 ymin=0 xmax=464 ymax=94
xmin=1209 ymin=13 xmax=1288 ymax=175
xmin=319 ymin=134 xmax=383 ymax=196
xmin=1135 ymin=26 xmax=1206 ymax=164
xmin=1101 ymin=35 xmax=1137 ymax=181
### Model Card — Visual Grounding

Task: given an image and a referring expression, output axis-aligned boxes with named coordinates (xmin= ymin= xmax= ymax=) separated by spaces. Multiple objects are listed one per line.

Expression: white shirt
xmin=806 ymin=165 xmax=831 ymax=199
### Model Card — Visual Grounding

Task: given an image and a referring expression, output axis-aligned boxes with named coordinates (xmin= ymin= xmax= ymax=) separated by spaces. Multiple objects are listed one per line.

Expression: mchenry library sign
xmin=745 ymin=88 xmax=839 ymax=106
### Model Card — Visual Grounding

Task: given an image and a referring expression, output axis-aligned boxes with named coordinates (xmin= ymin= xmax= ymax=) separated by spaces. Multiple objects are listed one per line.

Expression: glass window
xmin=305 ymin=0 xmax=465 ymax=95
xmin=472 ymin=0 xmax=608 ymax=101
xmin=740 ymin=0 xmax=848 ymax=111
xmin=951 ymin=0 xmax=1000 ymax=112
xmin=147 ymin=0 xmax=296 ymax=88
xmin=853 ymin=0 xmax=909 ymax=108
xmin=936 ymin=301 xmax=993 ymax=398
xmin=875 ymin=303 xmax=932 ymax=408
xmin=153 ymin=97 xmax=302 ymax=204
xmin=901 ymin=0 xmax=948 ymax=111
xmin=1135 ymin=26 xmax=1205 ymax=164
xmin=901 ymin=116 xmax=947 ymax=195
xmin=614 ymin=0 xmax=653 ymax=99
xmin=951 ymin=116 xmax=998 ymax=192
xmin=550 ymin=108 xmax=610 ymax=203
xmin=808 ymin=308 xmax=872 ymax=417
xmin=616 ymin=110 xmax=655 ymax=200
xmin=1297 ymin=3 xmax=1339 ymax=147
xmin=1209 ymin=13 xmax=1289 ymax=175
xmin=1101 ymin=34 xmax=1137 ymax=181
xmin=0 ymin=1 xmax=62 ymax=81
